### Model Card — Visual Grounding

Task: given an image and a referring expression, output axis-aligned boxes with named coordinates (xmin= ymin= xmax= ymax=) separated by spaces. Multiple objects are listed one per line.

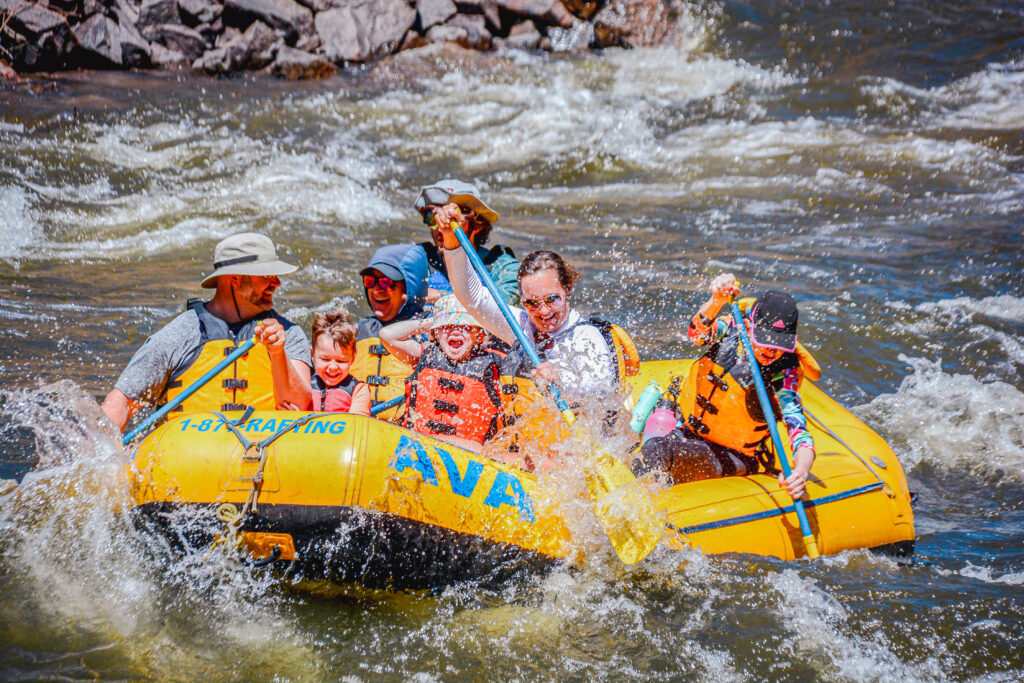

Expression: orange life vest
xmin=163 ymin=303 xmax=277 ymax=413
xmin=677 ymin=327 xmax=801 ymax=458
xmin=404 ymin=345 xmax=502 ymax=445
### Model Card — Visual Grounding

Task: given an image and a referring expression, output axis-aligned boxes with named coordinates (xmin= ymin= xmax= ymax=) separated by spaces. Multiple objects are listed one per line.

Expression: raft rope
xmin=803 ymin=407 xmax=890 ymax=496
xmin=209 ymin=409 xmax=333 ymax=553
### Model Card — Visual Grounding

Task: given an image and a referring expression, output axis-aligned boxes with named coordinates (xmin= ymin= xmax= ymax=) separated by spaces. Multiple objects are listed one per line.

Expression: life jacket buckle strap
xmin=433 ymin=399 xmax=459 ymax=414
xmin=366 ymin=375 xmax=390 ymax=386
xmin=694 ymin=394 xmax=718 ymax=414
xmin=222 ymin=378 xmax=248 ymax=390
xmin=501 ymin=383 xmax=518 ymax=395
xmin=426 ymin=420 xmax=457 ymax=435
xmin=369 ymin=344 xmax=389 ymax=356
xmin=687 ymin=415 xmax=710 ymax=435
xmin=438 ymin=377 xmax=464 ymax=391
xmin=706 ymin=373 xmax=728 ymax=392
xmin=223 ymin=346 xmax=238 ymax=356
xmin=221 ymin=402 xmax=248 ymax=411
xmin=167 ymin=379 xmax=183 ymax=389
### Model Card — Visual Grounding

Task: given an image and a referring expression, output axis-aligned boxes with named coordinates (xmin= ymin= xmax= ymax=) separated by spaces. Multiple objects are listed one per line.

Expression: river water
xmin=2 ymin=0 xmax=1023 ymax=679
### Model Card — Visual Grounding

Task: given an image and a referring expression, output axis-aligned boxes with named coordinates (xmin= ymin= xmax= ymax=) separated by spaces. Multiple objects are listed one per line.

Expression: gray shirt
xmin=114 ymin=307 xmax=310 ymax=405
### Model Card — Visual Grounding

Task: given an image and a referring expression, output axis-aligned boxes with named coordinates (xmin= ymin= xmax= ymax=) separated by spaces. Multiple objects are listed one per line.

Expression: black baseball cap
xmin=750 ymin=291 xmax=799 ymax=352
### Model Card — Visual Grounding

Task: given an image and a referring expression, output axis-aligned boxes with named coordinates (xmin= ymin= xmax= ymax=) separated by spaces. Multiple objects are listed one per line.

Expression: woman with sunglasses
xmin=349 ymin=244 xmax=429 ymax=420
xmin=429 ymin=205 xmax=617 ymax=395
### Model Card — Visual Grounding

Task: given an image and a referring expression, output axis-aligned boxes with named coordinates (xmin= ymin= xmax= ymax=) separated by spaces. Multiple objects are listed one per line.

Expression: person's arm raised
xmin=260 ymin=318 xmax=312 ymax=410
xmin=379 ymin=318 xmax=431 ymax=365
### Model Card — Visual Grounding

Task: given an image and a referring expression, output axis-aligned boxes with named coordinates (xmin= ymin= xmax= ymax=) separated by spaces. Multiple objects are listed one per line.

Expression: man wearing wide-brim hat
xmin=102 ymin=233 xmax=312 ymax=432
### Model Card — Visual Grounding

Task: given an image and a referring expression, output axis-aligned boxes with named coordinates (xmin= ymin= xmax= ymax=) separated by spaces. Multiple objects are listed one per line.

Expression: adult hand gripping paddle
xmin=451 ymin=221 xmax=663 ymax=565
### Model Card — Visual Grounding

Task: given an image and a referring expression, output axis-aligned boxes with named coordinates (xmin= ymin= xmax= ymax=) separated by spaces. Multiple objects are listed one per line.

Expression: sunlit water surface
xmin=2 ymin=0 xmax=1023 ymax=679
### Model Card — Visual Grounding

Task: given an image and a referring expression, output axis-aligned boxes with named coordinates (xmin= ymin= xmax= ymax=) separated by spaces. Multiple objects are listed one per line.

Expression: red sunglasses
xmin=363 ymin=275 xmax=399 ymax=291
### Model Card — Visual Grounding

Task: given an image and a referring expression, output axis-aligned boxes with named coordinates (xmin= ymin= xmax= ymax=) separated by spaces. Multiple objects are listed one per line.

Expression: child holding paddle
xmin=634 ymin=274 xmax=816 ymax=499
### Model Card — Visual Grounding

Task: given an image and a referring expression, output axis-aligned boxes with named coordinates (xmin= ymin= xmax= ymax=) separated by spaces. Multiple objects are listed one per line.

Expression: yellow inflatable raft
xmin=129 ymin=360 xmax=915 ymax=588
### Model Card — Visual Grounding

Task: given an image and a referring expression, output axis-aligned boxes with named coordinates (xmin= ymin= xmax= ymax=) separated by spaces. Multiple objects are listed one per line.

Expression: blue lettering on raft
xmin=391 ymin=435 xmax=535 ymax=523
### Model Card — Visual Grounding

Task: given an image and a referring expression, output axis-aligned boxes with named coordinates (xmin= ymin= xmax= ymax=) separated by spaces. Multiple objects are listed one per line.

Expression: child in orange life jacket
xmin=308 ymin=309 xmax=371 ymax=415
xmin=380 ymin=295 xmax=502 ymax=452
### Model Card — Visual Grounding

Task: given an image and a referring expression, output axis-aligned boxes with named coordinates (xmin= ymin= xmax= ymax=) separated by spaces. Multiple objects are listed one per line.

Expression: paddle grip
xmin=729 ymin=301 xmax=819 ymax=558
xmin=370 ymin=394 xmax=406 ymax=416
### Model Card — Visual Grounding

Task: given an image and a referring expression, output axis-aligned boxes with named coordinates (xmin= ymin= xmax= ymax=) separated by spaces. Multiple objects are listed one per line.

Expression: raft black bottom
xmin=134 ymin=502 xmax=559 ymax=591
xmin=870 ymin=539 xmax=916 ymax=563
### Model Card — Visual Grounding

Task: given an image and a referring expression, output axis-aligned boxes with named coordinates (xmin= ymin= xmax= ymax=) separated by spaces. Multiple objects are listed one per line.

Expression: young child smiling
xmin=309 ymin=309 xmax=371 ymax=415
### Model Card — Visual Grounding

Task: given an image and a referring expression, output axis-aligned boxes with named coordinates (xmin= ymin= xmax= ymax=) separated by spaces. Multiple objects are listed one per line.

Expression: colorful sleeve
xmin=688 ymin=313 xmax=733 ymax=347
xmin=772 ymin=366 xmax=815 ymax=454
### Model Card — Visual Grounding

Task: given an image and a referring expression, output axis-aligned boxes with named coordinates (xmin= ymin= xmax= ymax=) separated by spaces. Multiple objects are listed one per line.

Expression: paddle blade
xmin=582 ymin=438 xmax=664 ymax=565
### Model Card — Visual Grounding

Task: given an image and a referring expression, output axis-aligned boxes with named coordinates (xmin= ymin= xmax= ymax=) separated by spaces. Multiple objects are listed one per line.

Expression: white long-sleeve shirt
xmin=443 ymin=247 xmax=616 ymax=394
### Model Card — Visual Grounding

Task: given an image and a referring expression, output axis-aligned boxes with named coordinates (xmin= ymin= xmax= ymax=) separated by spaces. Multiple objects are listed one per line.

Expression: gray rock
xmin=177 ymin=0 xmax=221 ymax=24
xmin=111 ymin=0 xmax=139 ymax=25
xmin=493 ymin=19 xmax=540 ymax=49
xmin=416 ymin=0 xmax=455 ymax=31
xmin=425 ymin=23 xmax=466 ymax=46
xmin=271 ymin=44 xmax=335 ymax=78
xmin=447 ymin=13 xmax=489 ymax=49
xmin=398 ymin=27 xmax=426 ymax=51
xmin=83 ymin=0 xmax=107 ymax=16
xmin=74 ymin=13 xmax=123 ymax=64
xmin=193 ymin=19 xmax=277 ymax=72
xmin=216 ymin=24 xmax=242 ymax=45
xmin=315 ymin=0 xmax=415 ymax=63
xmin=592 ymin=0 xmax=676 ymax=48
xmin=137 ymin=0 xmax=179 ymax=29
xmin=0 ymin=0 xmax=69 ymax=40
xmin=223 ymin=0 xmax=312 ymax=45
xmin=454 ymin=0 xmax=498 ymax=31
xmin=493 ymin=0 xmax=572 ymax=28
xmin=118 ymin=18 xmax=152 ymax=66
xmin=144 ymin=23 xmax=207 ymax=61
xmin=149 ymin=40 xmax=188 ymax=66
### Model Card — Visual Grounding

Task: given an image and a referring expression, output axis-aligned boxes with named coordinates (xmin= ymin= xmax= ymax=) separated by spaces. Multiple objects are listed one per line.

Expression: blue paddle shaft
xmin=729 ymin=301 xmax=814 ymax=535
xmin=122 ymin=338 xmax=257 ymax=446
xmin=452 ymin=226 xmax=573 ymax=415
xmin=370 ymin=394 xmax=406 ymax=416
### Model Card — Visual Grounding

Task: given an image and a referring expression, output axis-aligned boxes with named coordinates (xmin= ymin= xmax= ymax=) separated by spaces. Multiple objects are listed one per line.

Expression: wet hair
xmin=311 ymin=309 xmax=357 ymax=350
xmin=517 ymin=250 xmax=581 ymax=293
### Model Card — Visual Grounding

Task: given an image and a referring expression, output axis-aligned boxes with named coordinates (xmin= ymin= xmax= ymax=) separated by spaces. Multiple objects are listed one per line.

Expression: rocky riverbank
xmin=0 ymin=0 xmax=680 ymax=79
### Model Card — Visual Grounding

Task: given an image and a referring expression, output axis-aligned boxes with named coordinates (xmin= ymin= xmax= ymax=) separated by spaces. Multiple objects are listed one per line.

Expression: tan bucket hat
xmin=200 ymin=233 xmax=298 ymax=288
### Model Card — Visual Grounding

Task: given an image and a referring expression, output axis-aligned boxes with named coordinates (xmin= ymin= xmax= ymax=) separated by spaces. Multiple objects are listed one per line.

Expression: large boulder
xmin=492 ymin=0 xmax=572 ymax=28
xmin=493 ymin=19 xmax=540 ymax=49
xmin=446 ymin=13 xmax=489 ymax=49
xmin=143 ymin=23 xmax=207 ymax=61
xmin=149 ymin=40 xmax=189 ymax=66
xmin=271 ymin=44 xmax=335 ymax=78
xmin=315 ymin=0 xmax=415 ymax=63
xmin=177 ymin=0 xmax=221 ymax=25
xmin=454 ymin=0 xmax=499 ymax=31
xmin=117 ymin=18 xmax=153 ymax=66
xmin=193 ymin=19 xmax=277 ymax=72
xmin=592 ymin=0 xmax=675 ymax=48
xmin=74 ymin=13 xmax=123 ymax=65
xmin=416 ymin=0 xmax=455 ymax=31
xmin=137 ymin=0 xmax=180 ymax=29
xmin=223 ymin=0 xmax=313 ymax=45
xmin=0 ymin=0 xmax=77 ymax=69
